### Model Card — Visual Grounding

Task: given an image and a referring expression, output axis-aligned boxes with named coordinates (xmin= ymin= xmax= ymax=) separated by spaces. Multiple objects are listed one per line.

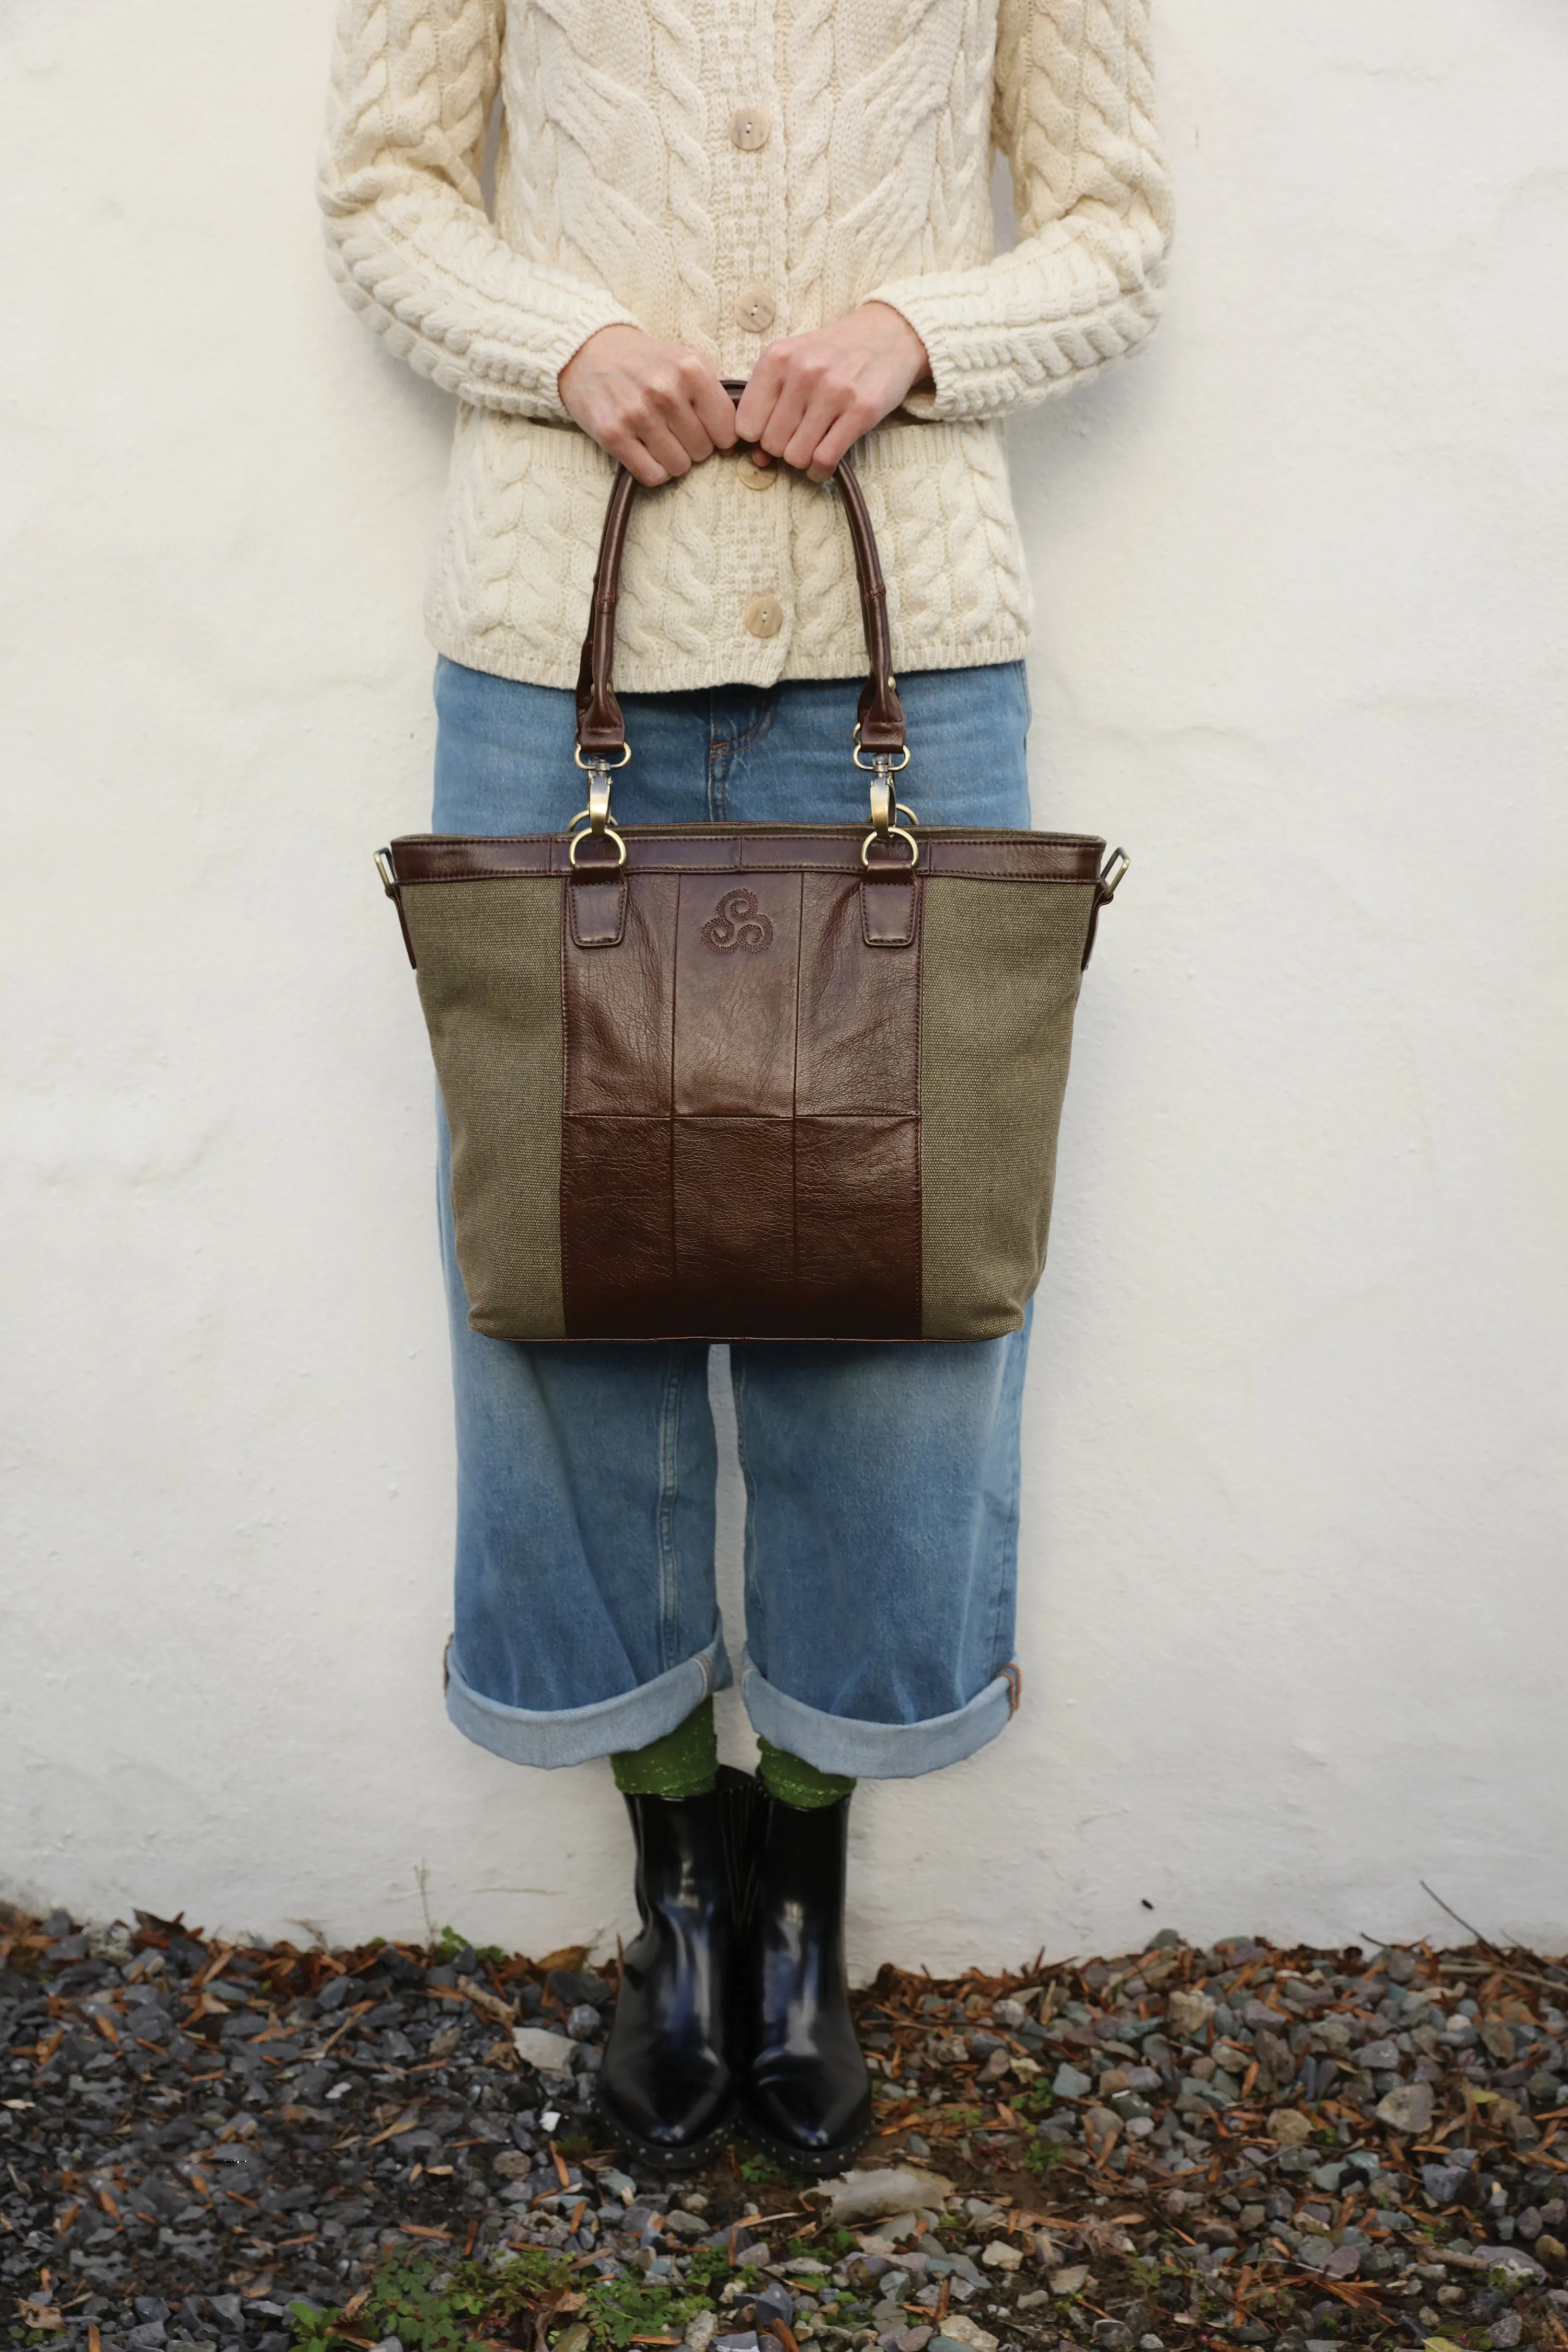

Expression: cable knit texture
xmin=320 ymin=0 xmax=1171 ymax=693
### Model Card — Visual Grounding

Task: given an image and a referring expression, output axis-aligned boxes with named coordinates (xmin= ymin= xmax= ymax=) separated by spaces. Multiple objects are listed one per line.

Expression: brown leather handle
xmin=574 ymin=381 xmax=906 ymax=762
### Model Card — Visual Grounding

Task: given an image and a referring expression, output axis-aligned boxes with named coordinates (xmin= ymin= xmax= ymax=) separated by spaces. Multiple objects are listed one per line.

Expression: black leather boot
xmin=595 ymin=1771 xmax=748 ymax=2167
xmin=740 ymin=1790 xmax=873 ymax=2173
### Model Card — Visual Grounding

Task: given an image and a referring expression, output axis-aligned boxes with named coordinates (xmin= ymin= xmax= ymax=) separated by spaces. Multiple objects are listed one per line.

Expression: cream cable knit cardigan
xmin=319 ymin=0 xmax=1172 ymax=695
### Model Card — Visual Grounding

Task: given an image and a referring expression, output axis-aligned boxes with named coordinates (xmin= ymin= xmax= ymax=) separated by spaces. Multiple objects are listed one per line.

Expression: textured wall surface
xmin=2 ymin=0 xmax=1565 ymax=1972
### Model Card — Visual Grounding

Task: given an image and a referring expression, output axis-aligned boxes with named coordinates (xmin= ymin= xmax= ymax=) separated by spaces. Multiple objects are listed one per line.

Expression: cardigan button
xmin=734 ymin=284 xmax=777 ymax=333
xmin=744 ymin=593 xmax=784 ymax=639
xmin=737 ymin=456 xmax=777 ymax=490
xmin=730 ymin=104 xmax=771 ymax=151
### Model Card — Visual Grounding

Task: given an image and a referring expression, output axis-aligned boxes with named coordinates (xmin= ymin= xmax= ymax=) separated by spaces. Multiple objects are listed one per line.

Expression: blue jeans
xmin=434 ymin=654 xmax=1035 ymax=1780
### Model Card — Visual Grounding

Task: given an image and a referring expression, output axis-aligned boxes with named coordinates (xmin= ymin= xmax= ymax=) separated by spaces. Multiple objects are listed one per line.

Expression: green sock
xmin=610 ymin=1697 xmax=718 ymax=1801
xmin=757 ymin=1737 xmax=856 ymax=1810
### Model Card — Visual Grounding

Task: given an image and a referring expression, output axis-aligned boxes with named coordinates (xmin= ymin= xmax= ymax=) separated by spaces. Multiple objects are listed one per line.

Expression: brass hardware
xmin=568 ymin=820 xmax=628 ymax=869
xmin=851 ymin=732 xmax=911 ymax=773
xmin=573 ymin=742 xmax=632 ymax=770
xmin=1099 ymin=846 xmax=1131 ymax=898
xmin=373 ymin=848 xmax=399 ymax=896
xmin=861 ymin=823 xmax=919 ymax=870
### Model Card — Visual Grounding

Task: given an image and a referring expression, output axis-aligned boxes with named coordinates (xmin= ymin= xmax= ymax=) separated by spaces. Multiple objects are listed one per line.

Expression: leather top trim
xmin=389 ymin=828 xmax=1105 ymax=886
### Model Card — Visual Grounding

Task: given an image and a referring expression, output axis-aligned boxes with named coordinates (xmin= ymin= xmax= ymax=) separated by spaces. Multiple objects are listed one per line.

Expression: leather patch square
xmin=560 ymin=1115 xmax=674 ymax=1338
xmin=794 ymin=874 xmax=920 ymax=1118
xmin=671 ymin=1118 xmax=795 ymax=1331
xmin=563 ymin=872 xmax=677 ymax=1115
xmin=674 ymin=873 xmax=802 ymax=1118
xmin=793 ymin=1117 xmax=921 ymax=1338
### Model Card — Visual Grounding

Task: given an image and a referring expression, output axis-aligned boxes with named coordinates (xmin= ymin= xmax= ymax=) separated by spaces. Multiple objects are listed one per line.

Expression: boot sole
xmin=592 ymin=2083 xmax=736 ymax=2174
xmin=738 ymin=2106 xmax=874 ymax=2180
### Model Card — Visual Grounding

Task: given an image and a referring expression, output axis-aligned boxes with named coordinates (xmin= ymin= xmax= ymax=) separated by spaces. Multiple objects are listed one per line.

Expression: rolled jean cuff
xmin=444 ymin=1626 xmax=733 ymax=1769
xmin=739 ymin=1647 xmax=1019 ymax=1781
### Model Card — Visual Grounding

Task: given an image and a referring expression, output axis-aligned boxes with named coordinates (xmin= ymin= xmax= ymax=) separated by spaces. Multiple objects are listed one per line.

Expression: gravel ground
xmin=5 ymin=1905 xmax=1568 ymax=2352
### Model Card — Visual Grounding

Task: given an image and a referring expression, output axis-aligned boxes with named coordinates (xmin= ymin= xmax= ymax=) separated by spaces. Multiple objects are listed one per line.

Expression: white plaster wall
xmin=2 ymin=0 xmax=1565 ymax=1973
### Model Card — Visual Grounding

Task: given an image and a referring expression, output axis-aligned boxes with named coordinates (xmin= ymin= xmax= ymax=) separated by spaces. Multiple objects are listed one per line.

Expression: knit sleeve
xmin=865 ymin=0 xmax=1173 ymax=424
xmin=318 ymin=0 xmax=641 ymax=423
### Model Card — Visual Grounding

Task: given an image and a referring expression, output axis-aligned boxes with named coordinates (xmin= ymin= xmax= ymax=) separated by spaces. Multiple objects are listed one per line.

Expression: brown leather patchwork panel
xmin=563 ymin=874 xmax=678 ymax=1115
xmin=672 ymin=1119 xmax=798 ymax=1333
xmin=796 ymin=874 xmax=921 ymax=1117
xmin=559 ymin=1115 xmax=675 ymax=1338
xmin=793 ymin=1117 xmax=920 ymax=1336
xmin=673 ymin=874 xmax=803 ymax=1119
xmin=559 ymin=868 xmax=923 ymax=1338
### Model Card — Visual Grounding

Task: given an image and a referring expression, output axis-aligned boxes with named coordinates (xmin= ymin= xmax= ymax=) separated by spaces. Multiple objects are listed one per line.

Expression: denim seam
xmin=985 ymin=1328 xmax=1029 ymax=1680
xmin=729 ymin=1350 xmax=768 ymax=1676
xmin=708 ymin=687 xmax=777 ymax=817
xmin=655 ymin=1347 xmax=688 ymax=1675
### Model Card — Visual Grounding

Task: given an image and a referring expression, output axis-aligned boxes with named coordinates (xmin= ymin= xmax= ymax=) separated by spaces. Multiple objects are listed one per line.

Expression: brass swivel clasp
xmin=569 ymin=743 xmax=630 ymax=868
xmin=857 ymin=746 xmax=919 ymax=870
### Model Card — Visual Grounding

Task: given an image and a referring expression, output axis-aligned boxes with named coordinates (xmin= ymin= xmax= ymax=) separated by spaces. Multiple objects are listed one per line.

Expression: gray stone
xmin=1478 ymin=2245 xmax=1546 ymax=2281
xmin=511 ymin=2025 xmax=577 ymax=2075
xmin=1167 ymin=1990 xmax=1216 ymax=2039
xmin=548 ymin=1968 xmax=612 ymax=2008
xmin=1052 ymin=2063 xmax=1093 ymax=2100
xmin=1355 ymin=2038 xmax=1400 ymax=2071
xmin=566 ymin=2003 xmax=602 ymax=2040
xmin=1375 ymin=2081 xmax=1434 ymax=2136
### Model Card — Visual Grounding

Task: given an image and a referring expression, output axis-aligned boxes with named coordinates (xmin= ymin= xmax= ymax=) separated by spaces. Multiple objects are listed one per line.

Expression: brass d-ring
xmin=573 ymin=743 xmax=632 ymax=770
xmin=569 ymin=822 xmax=627 ymax=869
xmin=851 ymin=739 xmax=912 ymax=773
xmin=861 ymin=823 xmax=919 ymax=870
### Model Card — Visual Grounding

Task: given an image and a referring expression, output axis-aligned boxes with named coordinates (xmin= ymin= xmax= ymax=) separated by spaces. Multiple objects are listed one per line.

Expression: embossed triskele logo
xmin=701 ymin=887 xmax=774 ymax=954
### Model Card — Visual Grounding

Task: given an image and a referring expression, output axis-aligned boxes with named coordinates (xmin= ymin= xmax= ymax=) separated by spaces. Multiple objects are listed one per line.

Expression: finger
xmin=802 ymin=397 xmax=878 ymax=483
xmin=610 ymin=434 xmax=673 ymax=489
xmin=690 ymin=364 xmax=739 ymax=453
xmin=642 ymin=376 xmax=715 ymax=468
xmin=756 ymin=367 xmax=812 ymax=460
xmin=656 ymin=353 xmax=732 ymax=463
xmin=780 ymin=381 xmax=849 ymax=474
xmin=637 ymin=413 xmax=699 ymax=478
xmin=733 ymin=345 xmax=787 ymax=446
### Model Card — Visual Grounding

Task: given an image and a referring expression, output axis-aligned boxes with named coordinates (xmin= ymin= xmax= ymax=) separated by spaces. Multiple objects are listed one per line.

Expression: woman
xmin=320 ymin=0 xmax=1170 ymax=2173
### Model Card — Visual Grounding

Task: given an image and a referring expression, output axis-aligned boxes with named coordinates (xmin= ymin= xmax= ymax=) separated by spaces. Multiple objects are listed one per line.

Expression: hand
xmin=733 ymin=304 xmax=932 ymax=483
xmin=559 ymin=325 xmax=737 ymax=487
